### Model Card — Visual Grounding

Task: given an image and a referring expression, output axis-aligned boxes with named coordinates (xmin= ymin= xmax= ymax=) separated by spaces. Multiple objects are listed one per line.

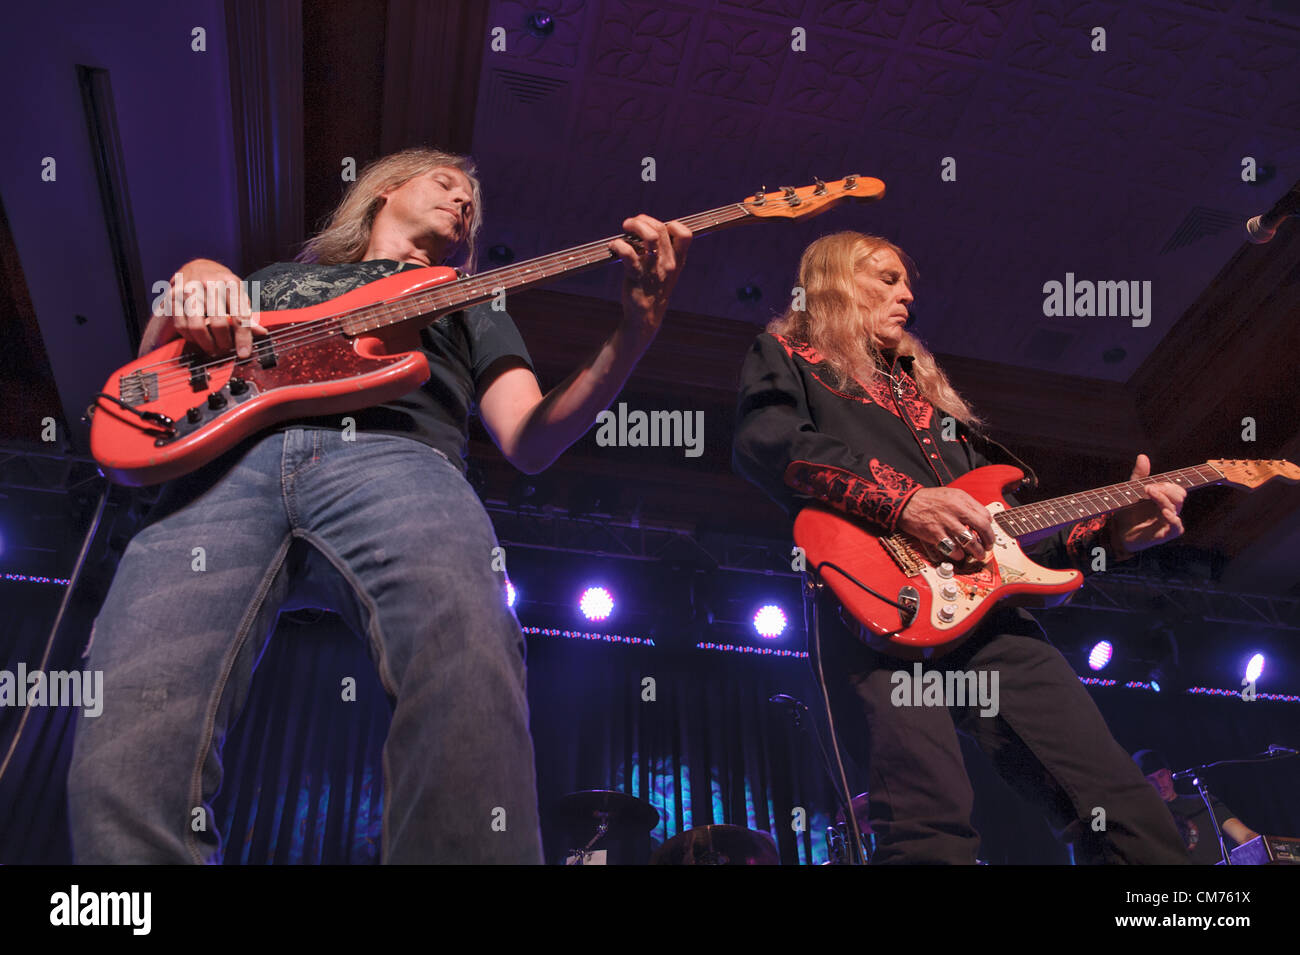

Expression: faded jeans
xmin=67 ymin=428 xmax=543 ymax=863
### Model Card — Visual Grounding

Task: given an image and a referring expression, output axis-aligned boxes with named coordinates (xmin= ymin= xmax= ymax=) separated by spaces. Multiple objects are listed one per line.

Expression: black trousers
xmin=812 ymin=587 xmax=1189 ymax=864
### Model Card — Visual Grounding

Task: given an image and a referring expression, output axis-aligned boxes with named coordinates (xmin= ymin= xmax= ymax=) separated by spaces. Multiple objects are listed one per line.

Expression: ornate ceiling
xmin=469 ymin=0 xmax=1300 ymax=380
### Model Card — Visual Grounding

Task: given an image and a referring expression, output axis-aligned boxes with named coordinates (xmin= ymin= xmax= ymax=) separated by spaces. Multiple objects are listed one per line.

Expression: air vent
xmin=1160 ymin=206 xmax=1237 ymax=254
xmin=489 ymin=69 xmax=568 ymax=107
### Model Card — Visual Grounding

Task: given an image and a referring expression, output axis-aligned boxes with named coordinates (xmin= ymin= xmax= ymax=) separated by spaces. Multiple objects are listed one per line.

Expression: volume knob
xmin=938 ymin=603 xmax=957 ymax=623
xmin=940 ymin=583 xmax=959 ymax=601
xmin=936 ymin=562 xmax=955 ymax=579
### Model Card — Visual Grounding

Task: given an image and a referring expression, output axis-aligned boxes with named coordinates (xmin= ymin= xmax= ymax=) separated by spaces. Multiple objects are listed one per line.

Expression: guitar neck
xmin=993 ymin=464 xmax=1229 ymax=539
xmin=337 ymin=203 xmax=753 ymax=336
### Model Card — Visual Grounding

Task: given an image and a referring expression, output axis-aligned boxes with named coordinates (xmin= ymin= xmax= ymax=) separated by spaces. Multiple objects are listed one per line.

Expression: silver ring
xmin=937 ymin=537 xmax=957 ymax=556
xmin=956 ymin=529 xmax=976 ymax=546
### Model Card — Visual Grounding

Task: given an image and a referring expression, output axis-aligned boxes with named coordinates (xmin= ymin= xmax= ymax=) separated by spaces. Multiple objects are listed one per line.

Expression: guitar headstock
xmin=1207 ymin=459 xmax=1300 ymax=489
xmin=743 ymin=176 xmax=886 ymax=220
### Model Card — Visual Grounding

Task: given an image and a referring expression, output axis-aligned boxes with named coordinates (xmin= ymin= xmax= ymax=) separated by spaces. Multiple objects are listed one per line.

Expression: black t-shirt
xmin=244 ymin=259 xmax=533 ymax=470
xmin=1165 ymin=795 xmax=1237 ymax=864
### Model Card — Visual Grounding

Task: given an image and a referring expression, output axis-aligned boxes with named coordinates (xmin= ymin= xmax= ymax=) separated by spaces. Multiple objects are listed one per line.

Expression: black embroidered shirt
xmin=731 ymin=331 xmax=1109 ymax=573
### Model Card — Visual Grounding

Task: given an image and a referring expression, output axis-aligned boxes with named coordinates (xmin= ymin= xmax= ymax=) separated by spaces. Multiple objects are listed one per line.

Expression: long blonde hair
xmin=296 ymin=147 xmax=484 ymax=273
xmin=767 ymin=231 xmax=982 ymax=427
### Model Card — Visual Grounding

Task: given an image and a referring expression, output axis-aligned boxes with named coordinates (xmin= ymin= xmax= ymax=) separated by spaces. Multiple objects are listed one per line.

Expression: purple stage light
xmin=505 ymin=579 xmax=517 ymax=609
xmin=1245 ymin=652 xmax=1265 ymax=684
xmin=1087 ymin=640 xmax=1113 ymax=671
xmin=579 ymin=586 xmax=614 ymax=622
xmin=753 ymin=604 xmax=787 ymax=638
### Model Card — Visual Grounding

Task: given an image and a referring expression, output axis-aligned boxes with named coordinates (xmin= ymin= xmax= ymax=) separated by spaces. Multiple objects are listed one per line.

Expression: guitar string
xmin=995 ymin=471 xmax=1208 ymax=528
xmin=130 ymin=227 xmax=690 ymax=381
xmin=127 ymin=183 xmax=872 ymax=389
xmin=1000 ymin=470 xmax=1213 ymax=523
xmin=124 ymin=204 xmax=752 ymax=402
xmin=991 ymin=467 xmax=1219 ymax=535
xmin=127 ymin=184 xmax=873 ymax=398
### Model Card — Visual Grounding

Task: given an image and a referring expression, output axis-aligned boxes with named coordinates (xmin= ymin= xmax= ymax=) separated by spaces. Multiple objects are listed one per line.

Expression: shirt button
xmin=930 ymin=453 xmax=939 ymax=459
xmin=922 ymin=437 xmax=932 ymax=444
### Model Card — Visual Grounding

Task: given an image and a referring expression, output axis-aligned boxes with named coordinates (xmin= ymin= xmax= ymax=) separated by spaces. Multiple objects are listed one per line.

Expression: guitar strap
xmin=963 ymin=427 xmax=1041 ymax=492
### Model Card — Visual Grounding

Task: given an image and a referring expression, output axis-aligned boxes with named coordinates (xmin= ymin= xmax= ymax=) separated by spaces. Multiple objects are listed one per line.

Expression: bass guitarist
xmin=68 ymin=147 xmax=691 ymax=863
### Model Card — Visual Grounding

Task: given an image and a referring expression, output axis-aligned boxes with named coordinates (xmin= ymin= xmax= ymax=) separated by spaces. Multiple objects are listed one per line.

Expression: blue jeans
xmin=67 ymin=428 xmax=543 ymax=863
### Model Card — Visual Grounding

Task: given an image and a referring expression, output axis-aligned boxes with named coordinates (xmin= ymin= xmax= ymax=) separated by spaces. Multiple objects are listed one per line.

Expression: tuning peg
xmin=813 ymin=178 xmax=827 ymax=195
xmin=752 ymin=186 xmax=766 ymax=206
xmin=845 ymin=174 xmax=858 ymax=188
xmin=781 ymin=186 xmax=800 ymax=205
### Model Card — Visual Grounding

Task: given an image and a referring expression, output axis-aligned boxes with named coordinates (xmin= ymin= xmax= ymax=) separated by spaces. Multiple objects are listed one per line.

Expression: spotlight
xmin=505 ymin=579 xmax=517 ymax=609
xmin=579 ymin=586 xmax=614 ymax=622
xmin=1245 ymin=653 xmax=1265 ymax=684
xmin=753 ymin=604 xmax=787 ymax=638
xmin=1087 ymin=640 xmax=1113 ymax=672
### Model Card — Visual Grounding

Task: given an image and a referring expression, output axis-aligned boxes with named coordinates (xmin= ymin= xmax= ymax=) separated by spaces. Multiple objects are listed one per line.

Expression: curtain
xmin=4 ymin=585 xmax=1298 ymax=864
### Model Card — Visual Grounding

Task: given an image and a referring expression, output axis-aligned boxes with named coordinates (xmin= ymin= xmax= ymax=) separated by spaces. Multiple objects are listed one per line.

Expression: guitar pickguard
xmin=915 ymin=501 xmax=1078 ymax=631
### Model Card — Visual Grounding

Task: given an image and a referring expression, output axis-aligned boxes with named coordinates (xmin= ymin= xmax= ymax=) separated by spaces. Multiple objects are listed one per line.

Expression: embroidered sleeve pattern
xmin=1065 ymin=515 xmax=1110 ymax=569
xmin=784 ymin=458 xmax=922 ymax=534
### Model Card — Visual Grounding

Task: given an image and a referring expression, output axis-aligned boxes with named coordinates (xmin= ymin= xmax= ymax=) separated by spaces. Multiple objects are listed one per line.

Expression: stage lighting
xmin=505 ymin=579 xmax=517 ymax=609
xmin=579 ymin=586 xmax=614 ymax=622
xmin=1245 ymin=652 xmax=1265 ymax=684
xmin=753 ymin=604 xmax=787 ymax=638
xmin=1087 ymin=640 xmax=1113 ymax=671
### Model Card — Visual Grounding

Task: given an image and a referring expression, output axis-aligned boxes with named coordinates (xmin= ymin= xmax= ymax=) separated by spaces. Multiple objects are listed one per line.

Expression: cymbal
xmin=651 ymin=824 xmax=780 ymax=865
xmin=555 ymin=790 xmax=660 ymax=832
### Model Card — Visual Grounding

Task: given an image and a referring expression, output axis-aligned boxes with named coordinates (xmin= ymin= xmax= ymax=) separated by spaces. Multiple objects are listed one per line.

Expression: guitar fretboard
xmin=332 ymin=203 xmax=753 ymax=337
xmin=992 ymin=464 xmax=1225 ymax=538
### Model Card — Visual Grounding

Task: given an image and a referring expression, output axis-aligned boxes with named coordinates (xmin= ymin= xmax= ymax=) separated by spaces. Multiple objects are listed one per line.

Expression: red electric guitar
xmin=90 ymin=176 xmax=884 ymax=486
xmin=794 ymin=459 xmax=1300 ymax=660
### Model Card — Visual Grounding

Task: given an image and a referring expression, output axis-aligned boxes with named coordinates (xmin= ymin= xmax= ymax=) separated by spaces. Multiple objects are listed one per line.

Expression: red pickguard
xmin=90 ymin=266 xmax=459 ymax=486
xmin=793 ymin=464 xmax=1083 ymax=659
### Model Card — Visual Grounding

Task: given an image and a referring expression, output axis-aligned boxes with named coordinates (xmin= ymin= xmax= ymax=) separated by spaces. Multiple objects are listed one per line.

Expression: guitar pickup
xmin=256 ymin=338 xmax=277 ymax=368
xmin=188 ymin=363 xmax=209 ymax=391
xmin=897 ymin=586 xmax=919 ymax=627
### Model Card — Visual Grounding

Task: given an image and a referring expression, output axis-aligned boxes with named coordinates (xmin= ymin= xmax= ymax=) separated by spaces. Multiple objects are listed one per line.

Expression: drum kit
xmin=555 ymin=788 xmax=870 ymax=865
xmin=824 ymin=791 xmax=874 ymax=865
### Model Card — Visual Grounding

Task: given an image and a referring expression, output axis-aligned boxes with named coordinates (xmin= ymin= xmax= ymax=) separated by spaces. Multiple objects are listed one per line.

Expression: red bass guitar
xmin=91 ymin=176 xmax=884 ymax=486
xmin=793 ymin=459 xmax=1300 ymax=660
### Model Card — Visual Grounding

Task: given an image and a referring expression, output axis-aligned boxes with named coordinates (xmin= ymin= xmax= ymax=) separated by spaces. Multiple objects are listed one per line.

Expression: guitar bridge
xmin=880 ymin=533 xmax=926 ymax=577
xmin=118 ymin=370 xmax=159 ymax=405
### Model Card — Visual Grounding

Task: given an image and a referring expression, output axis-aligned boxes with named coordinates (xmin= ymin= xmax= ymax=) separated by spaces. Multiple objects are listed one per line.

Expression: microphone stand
xmin=1171 ymin=747 xmax=1297 ymax=866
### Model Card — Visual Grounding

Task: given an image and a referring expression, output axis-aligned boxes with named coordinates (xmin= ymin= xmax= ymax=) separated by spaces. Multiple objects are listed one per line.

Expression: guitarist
xmin=68 ymin=147 xmax=691 ymax=863
xmin=733 ymin=231 xmax=1189 ymax=864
